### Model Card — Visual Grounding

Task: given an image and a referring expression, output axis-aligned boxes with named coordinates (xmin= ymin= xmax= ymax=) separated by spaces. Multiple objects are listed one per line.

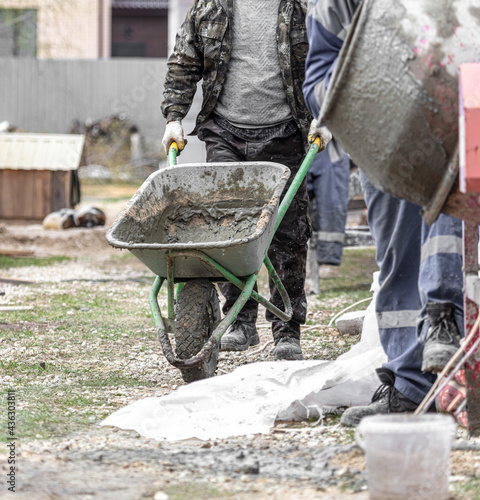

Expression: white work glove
xmin=308 ymin=119 xmax=332 ymax=150
xmin=162 ymin=120 xmax=186 ymax=154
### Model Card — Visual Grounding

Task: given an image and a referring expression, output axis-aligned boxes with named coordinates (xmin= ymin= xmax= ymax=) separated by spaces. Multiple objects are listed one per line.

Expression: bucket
xmin=320 ymin=0 xmax=480 ymax=223
xmin=355 ymin=414 xmax=456 ymax=500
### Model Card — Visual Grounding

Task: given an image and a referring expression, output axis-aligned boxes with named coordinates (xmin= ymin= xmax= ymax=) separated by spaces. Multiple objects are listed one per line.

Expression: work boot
xmin=271 ymin=321 xmax=303 ymax=360
xmin=340 ymin=368 xmax=418 ymax=427
xmin=272 ymin=337 xmax=303 ymax=361
xmin=220 ymin=321 xmax=259 ymax=352
xmin=421 ymin=302 xmax=461 ymax=374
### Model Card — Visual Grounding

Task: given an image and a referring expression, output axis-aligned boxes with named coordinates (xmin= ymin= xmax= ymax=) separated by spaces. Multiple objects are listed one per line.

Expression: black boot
xmin=220 ymin=321 xmax=259 ymax=352
xmin=421 ymin=302 xmax=460 ymax=374
xmin=271 ymin=322 xmax=303 ymax=360
xmin=340 ymin=368 xmax=418 ymax=427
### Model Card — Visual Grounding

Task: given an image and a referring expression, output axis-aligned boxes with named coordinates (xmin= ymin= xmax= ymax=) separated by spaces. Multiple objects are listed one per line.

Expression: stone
xmin=335 ymin=310 xmax=366 ymax=336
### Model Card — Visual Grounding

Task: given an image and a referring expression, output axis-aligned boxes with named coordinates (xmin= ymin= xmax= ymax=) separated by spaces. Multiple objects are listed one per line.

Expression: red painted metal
xmin=459 ymin=64 xmax=480 ymax=193
xmin=458 ymin=64 xmax=480 ymax=435
xmin=463 ymin=221 xmax=480 ymax=435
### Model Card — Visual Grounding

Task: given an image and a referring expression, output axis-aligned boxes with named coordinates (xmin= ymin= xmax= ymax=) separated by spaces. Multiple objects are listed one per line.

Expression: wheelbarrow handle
xmin=274 ymin=137 xmax=324 ymax=233
xmin=168 ymin=142 xmax=178 ymax=166
xmin=168 ymin=137 xmax=322 ymax=169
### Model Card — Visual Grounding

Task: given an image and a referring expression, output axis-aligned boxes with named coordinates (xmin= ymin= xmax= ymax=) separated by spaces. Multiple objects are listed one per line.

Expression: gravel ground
xmin=1 ymin=222 xmax=480 ymax=499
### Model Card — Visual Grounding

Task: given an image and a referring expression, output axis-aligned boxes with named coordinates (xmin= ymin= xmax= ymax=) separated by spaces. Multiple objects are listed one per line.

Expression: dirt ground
xmin=1 ymin=197 xmax=480 ymax=500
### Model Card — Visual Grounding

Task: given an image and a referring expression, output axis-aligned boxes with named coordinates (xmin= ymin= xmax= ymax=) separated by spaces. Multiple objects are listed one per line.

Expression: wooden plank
xmin=20 ymin=170 xmax=36 ymax=219
xmin=33 ymin=170 xmax=51 ymax=219
xmin=0 ymin=170 xmax=19 ymax=219
xmin=14 ymin=171 xmax=25 ymax=217
xmin=0 ymin=249 xmax=35 ymax=257
xmin=0 ymin=170 xmax=6 ymax=217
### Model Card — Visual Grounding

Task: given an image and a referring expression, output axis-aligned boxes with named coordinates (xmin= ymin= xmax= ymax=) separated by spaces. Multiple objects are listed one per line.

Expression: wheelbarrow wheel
xmin=175 ymin=279 xmax=221 ymax=383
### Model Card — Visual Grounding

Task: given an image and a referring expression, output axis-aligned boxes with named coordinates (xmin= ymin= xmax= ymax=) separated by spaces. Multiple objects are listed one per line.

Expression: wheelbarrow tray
xmin=106 ymin=161 xmax=290 ymax=279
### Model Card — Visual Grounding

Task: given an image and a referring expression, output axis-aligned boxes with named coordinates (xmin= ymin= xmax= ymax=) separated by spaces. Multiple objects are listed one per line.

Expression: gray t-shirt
xmin=214 ymin=0 xmax=292 ymax=128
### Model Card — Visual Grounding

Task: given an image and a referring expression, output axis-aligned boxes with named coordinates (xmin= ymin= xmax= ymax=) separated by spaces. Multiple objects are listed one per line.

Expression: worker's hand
xmin=162 ymin=120 xmax=186 ymax=154
xmin=308 ymin=119 xmax=332 ymax=150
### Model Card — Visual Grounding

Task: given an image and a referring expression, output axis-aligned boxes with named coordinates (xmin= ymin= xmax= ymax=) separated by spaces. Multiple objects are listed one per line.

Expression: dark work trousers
xmin=197 ymin=117 xmax=311 ymax=340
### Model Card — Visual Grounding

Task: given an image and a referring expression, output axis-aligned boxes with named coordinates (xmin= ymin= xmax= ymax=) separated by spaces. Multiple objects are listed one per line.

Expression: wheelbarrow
xmin=106 ymin=138 xmax=323 ymax=383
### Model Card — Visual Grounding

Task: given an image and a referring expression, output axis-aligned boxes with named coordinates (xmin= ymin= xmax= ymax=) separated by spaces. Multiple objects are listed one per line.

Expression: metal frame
xmin=463 ymin=221 xmax=480 ymax=435
xmin=148 ymin=139 xmax=322 ymax=370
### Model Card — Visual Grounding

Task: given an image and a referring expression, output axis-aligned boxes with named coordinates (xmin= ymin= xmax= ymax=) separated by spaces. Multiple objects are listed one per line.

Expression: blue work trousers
xmin=361 ymin=173 xmax=463 ymax=404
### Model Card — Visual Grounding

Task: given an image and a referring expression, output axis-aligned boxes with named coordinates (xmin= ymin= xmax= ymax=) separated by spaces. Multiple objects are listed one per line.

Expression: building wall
xmin=0 ymin=2 xmax=205 ymax=165
xmin=0 ymin=0 xmax=111 ymax=58
xmin=112 ymin=8 xmax=168 ymax=58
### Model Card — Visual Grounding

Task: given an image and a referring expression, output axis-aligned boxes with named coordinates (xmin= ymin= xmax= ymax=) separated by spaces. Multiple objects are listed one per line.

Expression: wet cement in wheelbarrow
xmin=148 ymin=200 xmax=265 ymax=244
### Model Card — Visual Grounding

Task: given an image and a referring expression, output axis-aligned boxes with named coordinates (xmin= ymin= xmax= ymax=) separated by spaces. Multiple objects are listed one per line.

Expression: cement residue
xmin=157 ymin=202 xmax=264 ymax=244
xmin=66 ymin=442 xmax=358 ymax=483
xmin=257 ymin=198 xmax=278 ymax=232
xmin=109 ymin=162 xmax=284 ymax=249
xmin=424 ymin=0 xmax=459 ymax=39
xmin=320 ymin=0 xmax=476 ymax=213
xmin=10 ymin=425 xmax=367 ymax=500
xmin=470 ymin=6 xmax=480 ymax=22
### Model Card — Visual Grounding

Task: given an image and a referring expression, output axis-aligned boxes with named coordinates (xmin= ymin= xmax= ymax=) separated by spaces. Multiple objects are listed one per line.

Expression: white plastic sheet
xmin=101 ymin=273 xmax=385 ymax=441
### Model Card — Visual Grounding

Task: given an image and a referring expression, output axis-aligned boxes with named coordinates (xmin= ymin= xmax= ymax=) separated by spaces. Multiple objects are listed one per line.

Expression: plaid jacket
xmin=161 ymin=0 xmax=311 ymax=143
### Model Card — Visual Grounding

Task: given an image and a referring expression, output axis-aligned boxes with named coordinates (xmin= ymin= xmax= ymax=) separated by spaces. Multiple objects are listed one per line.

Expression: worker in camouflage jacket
xmin=162 ymin=0 xmax=331 ymax=360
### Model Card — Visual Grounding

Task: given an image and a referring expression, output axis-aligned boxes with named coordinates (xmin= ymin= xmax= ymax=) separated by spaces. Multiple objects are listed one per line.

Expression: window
xmin=0 ymin=9 xmax=37 ymax=57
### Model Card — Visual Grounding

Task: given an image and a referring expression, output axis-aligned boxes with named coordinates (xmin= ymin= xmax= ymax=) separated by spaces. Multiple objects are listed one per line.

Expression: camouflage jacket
xmin=161 ymin=0 xmax=311 ymax=143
